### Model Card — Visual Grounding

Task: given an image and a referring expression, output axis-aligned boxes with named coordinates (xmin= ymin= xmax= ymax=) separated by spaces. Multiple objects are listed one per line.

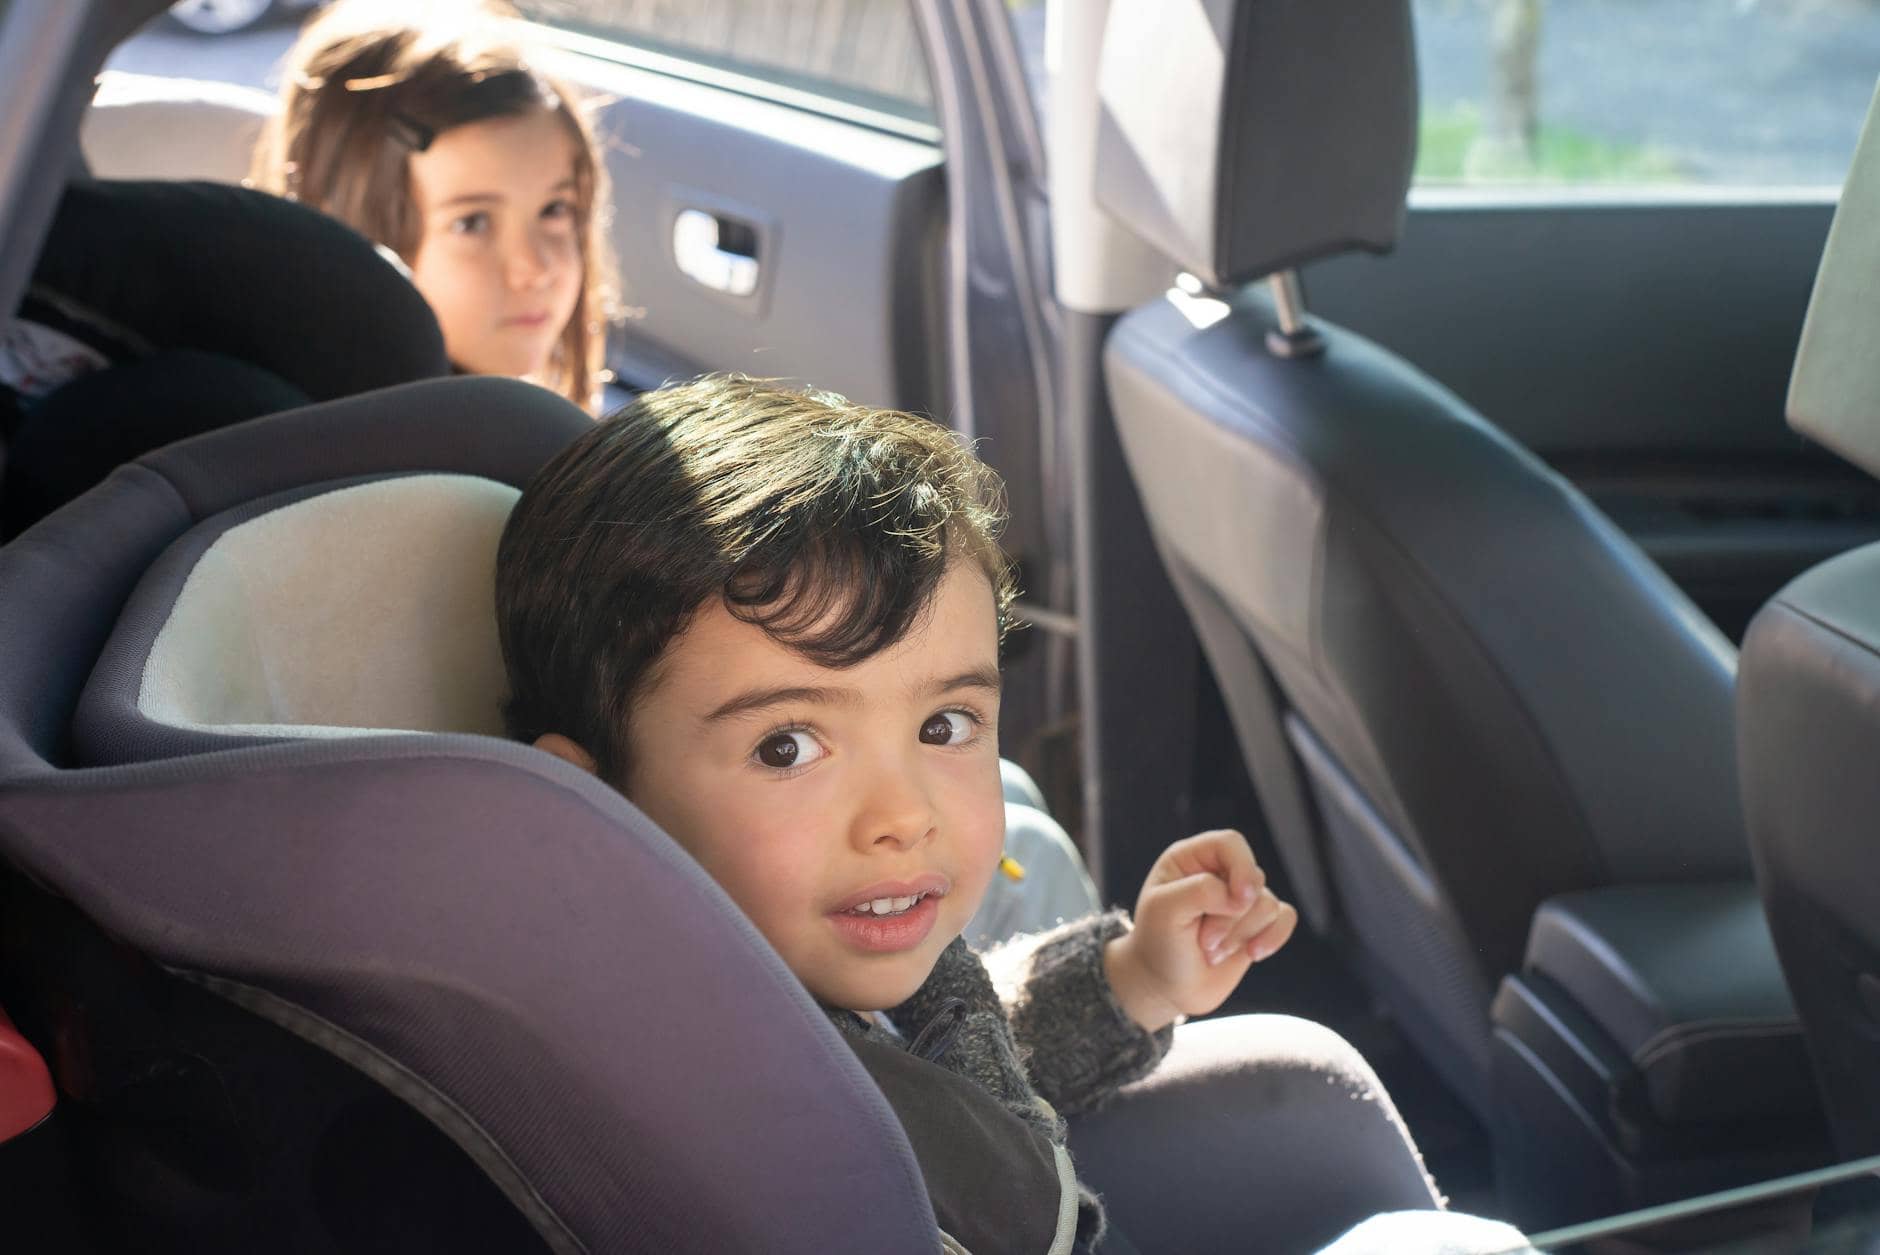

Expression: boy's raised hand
xmin=1102 ymin=829 xmax=1298 ymax=1033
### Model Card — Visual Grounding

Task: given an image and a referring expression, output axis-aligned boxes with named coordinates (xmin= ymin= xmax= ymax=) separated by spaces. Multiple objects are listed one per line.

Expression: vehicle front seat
xmin=1737 ymin=84 xmax=1880 ymax=1160
xmin=1092 ymin=0 xmax=1825 ymax=1219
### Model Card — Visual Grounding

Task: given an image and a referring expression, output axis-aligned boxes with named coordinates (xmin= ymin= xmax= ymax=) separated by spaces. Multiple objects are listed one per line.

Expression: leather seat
xmin=1093 ymin=0 xmax=1765 ymax=1120
xmin=1737 ymin=82 xmax=1880 ymax=1160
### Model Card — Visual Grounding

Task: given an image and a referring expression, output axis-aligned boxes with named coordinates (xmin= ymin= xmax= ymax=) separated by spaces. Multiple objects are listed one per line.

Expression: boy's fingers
xmin=1222 ymin=836 xmax=1264 ymax=906
xmin=1163 ymin=830 xmax=1265 ymax=902
xmin=1205 ymin=888 xmax=1284 ymax=963
xmin=1245 ymin=902 xmax=1299 ymax=963
xmin=1146 ymin=870 xmax=1238 ymax=929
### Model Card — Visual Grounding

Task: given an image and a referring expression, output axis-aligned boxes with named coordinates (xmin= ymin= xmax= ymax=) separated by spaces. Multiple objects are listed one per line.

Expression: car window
xmin=1415 ymin=0 xmax=1870 ymax=189
xmin=998 ymin=0 xmax=1870 ymax=193
xmin=515 ymin=0 xmax=936 ymax=126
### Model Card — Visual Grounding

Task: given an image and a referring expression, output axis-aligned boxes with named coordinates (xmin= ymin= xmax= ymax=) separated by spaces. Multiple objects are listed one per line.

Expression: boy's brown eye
xmin=920 ymin=713 xmax=965 ymax=745
xmin=757 ymin=735 xmax=800 ymax=768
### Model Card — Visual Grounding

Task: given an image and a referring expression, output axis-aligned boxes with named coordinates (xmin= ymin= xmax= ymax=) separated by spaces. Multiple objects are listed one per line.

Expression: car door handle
xmin=672 ymin=208 xmax=760 ymax=297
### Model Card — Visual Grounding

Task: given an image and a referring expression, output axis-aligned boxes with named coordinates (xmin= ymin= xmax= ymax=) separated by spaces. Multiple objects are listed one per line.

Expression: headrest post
xmin=1264 ymin=270 xmax=1325 ymax=361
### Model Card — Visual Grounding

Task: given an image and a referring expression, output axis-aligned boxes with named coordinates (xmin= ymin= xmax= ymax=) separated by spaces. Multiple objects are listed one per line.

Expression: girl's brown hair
xmin=251 ymin=0 xmax=617 ymax=409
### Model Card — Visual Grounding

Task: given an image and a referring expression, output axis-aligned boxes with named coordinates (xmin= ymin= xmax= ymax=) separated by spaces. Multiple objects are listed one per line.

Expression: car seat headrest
xmin=1092 ymin=0 xmax=1417 ymax=289
xmin=1788 ymin=82 xmax=1880 ymax=478
xmin=124 ymin=475 xmax=517 ymax=746
xmin=82 ymin=71 xmax=275 ymax=185
xmin=11 ymin=374 xmax=583 ymax=769
xmin=11 ymin=179 xmax=446 ymax=406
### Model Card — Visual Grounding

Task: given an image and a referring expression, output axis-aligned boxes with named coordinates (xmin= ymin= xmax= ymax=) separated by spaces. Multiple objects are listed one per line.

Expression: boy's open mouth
xmin=828 ymin=875 xmax=949 ymax=951
xmin=843 ymin=891 xmax=932 ymax=918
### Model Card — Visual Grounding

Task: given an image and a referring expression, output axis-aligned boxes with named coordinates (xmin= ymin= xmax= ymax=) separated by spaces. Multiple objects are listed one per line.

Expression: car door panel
xmin=549 ymin=51 xmax=947 ymax=415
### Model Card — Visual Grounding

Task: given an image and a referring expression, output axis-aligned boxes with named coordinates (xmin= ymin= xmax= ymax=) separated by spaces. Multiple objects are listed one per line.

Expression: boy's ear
xmin=533 ymin=733 xmax=598 ymax=775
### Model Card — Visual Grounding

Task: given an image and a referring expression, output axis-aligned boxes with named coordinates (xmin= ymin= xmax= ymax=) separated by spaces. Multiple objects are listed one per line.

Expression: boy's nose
xmin=851 ymin=774 xmax=937 ymax=853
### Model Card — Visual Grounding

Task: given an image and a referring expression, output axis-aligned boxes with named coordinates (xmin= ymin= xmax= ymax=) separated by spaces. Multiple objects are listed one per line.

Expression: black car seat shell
xmin=3 ymin=179 xmax=450 ymax=536
xmin=23 ymin=179 xmax=445 ymax=406
xmin=0 ymin=377 xmax=940 ymax=1251
xmin=1091 ymin=0 xmax=1826 ymax=1224
xmin=1738 ymin=83 xmax=1880 ymax=1160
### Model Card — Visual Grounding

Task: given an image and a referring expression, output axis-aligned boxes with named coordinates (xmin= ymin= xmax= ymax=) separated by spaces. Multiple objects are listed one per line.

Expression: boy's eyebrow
xmin=703 ymin=666 xmax=1002 ymax=724
xmin=704 ymin=685 xmax=862 ymax=723
xmin=924 ymin=666 xmax=1004 ymax=699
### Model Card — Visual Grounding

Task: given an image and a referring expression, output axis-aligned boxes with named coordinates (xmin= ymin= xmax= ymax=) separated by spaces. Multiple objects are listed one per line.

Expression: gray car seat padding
xmin=0 ymin=377 xmax=938 ymax=1251
xmin=135 ymin=474 xmax=517 ymax=740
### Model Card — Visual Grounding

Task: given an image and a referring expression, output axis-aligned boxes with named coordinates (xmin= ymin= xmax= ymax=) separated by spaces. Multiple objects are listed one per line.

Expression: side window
xmin=516 ymin=0 xmax=936 ymax=125
xmin=1414 ymin=0 xmax=1871 ymax=189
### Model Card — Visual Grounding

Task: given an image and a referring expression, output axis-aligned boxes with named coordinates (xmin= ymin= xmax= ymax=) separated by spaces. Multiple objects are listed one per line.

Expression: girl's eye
xmin=449 ymin=210 xmax=491 ymax=236
xmin=755 ymin=730 xmax=825 ymax=771
xmin=919 ymin=710 xmax=976 ymax=747
xmin=542 ymin=197 xmax=576 ymax=223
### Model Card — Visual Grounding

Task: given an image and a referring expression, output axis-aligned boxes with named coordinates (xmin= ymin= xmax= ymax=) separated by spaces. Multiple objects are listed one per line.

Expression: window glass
xmin=996 ymin=0 xmax=1870 ymax=192
xmin=1414 ymin=0 xmax=1873 ymax=189
xmin=517 ymin=0 xmax=935 ymax=124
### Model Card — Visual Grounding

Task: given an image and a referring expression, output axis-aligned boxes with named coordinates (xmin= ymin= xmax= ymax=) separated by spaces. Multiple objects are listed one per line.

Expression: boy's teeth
xmin=854 ymin=893 xmax=923 ymax=916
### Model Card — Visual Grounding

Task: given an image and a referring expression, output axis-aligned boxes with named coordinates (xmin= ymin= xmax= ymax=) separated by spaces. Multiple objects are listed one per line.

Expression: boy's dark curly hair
xmin=496 ymin=374 xmax=1016 ymax=784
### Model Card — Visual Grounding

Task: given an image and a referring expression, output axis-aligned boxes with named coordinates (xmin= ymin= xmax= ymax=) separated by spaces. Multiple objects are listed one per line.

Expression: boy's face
xmin=620 ymin=559 xmax=1006 ymax=1013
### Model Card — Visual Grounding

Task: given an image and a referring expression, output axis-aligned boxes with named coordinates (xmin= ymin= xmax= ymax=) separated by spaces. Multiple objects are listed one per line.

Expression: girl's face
xmin=406 ymin=107 xmax=584 ymax=383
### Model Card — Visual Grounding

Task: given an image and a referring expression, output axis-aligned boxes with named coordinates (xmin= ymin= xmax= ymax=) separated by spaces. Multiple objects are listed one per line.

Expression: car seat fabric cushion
xmin=132 ymin=475 xmax=514 ymax=741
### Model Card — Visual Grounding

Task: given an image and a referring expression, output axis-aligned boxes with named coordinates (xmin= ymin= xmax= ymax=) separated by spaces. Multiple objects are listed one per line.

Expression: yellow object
xmin=999 ymin=854 xmax=1026 ymax=882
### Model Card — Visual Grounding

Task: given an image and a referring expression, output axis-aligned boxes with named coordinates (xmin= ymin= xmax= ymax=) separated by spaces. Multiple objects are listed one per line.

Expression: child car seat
xmin=0 ymin=376 xmax=938 ymax=1251
xmin=2 ymin=179 xmax=450 ymax=537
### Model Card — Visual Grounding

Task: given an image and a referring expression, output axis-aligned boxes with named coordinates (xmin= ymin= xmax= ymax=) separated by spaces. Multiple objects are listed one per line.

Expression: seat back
xmin=1094 ymin=0 xmax=1747 ymax=1110
xmin=0 ymin=377 xmax=935 ymax=1250
xmin=1738 ymin=84 xmax=1880 ymax=1158
xmin=82 ymin=71 xmax=274 ymax=184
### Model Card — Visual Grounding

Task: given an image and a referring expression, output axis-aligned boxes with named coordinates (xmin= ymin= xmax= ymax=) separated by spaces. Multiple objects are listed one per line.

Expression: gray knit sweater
xmin=826 ymin=909 xmax=1174 ymax=1246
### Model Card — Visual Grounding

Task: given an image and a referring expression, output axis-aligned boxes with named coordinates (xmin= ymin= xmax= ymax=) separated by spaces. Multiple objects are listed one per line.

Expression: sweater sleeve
xmin=983 ymin=910 xmax=1173 ymax=1116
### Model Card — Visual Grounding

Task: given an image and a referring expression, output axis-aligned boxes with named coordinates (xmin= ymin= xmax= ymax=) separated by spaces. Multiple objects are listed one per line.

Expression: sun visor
xmin=1789 ymin=81 xmax=1880 ymax=478
xmin=1091 ymin=0 xmax=1418 ymax=290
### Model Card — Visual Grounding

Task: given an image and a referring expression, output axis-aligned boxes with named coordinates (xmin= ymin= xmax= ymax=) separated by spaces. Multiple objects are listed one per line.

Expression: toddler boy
xmin=496 ymin=375 xmax=1297 ymax=1252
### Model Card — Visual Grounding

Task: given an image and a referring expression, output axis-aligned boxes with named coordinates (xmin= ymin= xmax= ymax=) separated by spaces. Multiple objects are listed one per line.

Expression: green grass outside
xmin=1416 ymin=103 xmax=1689 ymax=184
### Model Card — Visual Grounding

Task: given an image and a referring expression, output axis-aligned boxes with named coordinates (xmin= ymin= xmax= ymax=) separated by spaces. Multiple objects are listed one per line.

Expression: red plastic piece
xmin=0 ymin=1003 xmax=54 ymax=1142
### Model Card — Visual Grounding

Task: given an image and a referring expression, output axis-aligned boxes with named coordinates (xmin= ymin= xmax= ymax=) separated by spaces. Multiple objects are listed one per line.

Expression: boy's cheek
xmin=944 ymin=799 xmax=1008 ymax=925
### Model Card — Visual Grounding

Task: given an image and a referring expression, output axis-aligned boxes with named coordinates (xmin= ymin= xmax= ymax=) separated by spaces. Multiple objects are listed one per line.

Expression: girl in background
xmin=252 ymin=0 xmax=617 ymax=412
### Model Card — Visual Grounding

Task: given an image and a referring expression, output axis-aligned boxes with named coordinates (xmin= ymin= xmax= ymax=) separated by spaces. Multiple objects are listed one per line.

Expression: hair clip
xmin=387 ymin=111 xmax=435 ymax=152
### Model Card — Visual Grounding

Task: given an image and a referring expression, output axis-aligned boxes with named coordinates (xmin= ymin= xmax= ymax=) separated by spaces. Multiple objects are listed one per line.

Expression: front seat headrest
xmin=1787 ymin=81 xmax=1880 ymax=478
xmin=1092 ymin=0 xmax=1417 ymax=288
